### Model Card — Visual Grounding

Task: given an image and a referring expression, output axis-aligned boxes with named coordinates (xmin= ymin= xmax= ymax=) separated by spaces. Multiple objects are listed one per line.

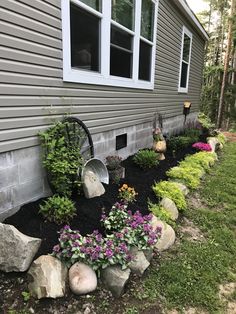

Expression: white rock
xmin=160 ymin=198 xmax=179 ymax=221
xmin=101 ymin=265 xmax=131 ymax=298
xmin=28 ymin=255 xmax=68 ymax=299
xmin=83 ymin=170 xmax=105 ymax=199
xmin=69 ymin=262 xmax=97 ymax=295
xmin=0 ymin=222 xmax=41 ymax=272
xmin=129 ymin=247 xmax=150 ymax=276
xmin=207 ymin=137 xmax=220 ymax=152
xmin=154 ymin=220 xmax=176 ymax=252
xmin=174 ymin=182 xmax=190 ymax=196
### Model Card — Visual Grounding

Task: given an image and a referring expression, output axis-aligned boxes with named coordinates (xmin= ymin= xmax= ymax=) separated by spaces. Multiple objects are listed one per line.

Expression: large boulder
xmin=129 ymin=247 xmax=150 ymax=276
xmin=69 ymin=262 xmax=97 ymax=295
xmin=0 ymin=222 xmax=41 ymax=272
xmin=28 ymin=255 xmax=68 ymax=299
xmin=154 ymin=220 xmax=176 ymax=252
xmin=83 ymin=170 xmax=105 ymax=199
xmin=174 ymin=182 xmax=190 ymax=196
xmin=101 ymin=265 xmax=131 ymax=298
xmin=160 ymin=197 xmax=179 ymax=221
xmin=207 ymin=137 xmax=220 ymax=152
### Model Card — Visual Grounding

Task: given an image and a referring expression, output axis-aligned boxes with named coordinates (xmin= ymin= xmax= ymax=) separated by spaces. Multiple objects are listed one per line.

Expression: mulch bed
xmin=5 ymin=146 xmax=195 ymax=258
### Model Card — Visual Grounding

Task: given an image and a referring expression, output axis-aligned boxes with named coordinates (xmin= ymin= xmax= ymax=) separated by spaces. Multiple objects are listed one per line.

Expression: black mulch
xmin=5 ymin=146 xmax=195 ymax=258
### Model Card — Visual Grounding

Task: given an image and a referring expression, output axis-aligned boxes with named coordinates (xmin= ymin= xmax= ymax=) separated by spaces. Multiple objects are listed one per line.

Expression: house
xmin=0 ymin=0 xmax=208 ymax=220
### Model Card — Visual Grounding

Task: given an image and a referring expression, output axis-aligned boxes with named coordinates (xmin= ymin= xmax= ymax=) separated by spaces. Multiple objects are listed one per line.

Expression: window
xmin=178 ymin=26 xmax=192 ymax=93
xmin=62 ymin=0 xmax=158 ymax=89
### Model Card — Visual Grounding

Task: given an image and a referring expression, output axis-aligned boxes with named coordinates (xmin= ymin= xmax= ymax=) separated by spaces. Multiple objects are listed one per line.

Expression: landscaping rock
xmin=160 ymin=197 xmax=179 ymax=220
xmin=69 ymin=262 xmax=97 ymax=295
xmin=101 ymin=265 xmax=131 ymax=298
xmin=28 ymin=255 xmax=68 ymax=299
xmin=0 ymin=222 xmax=41 ymax=272
xmin=83 ymin=170 xmax=105 ymax=199
xmin=143 ymin=248 xmax=153 ymax=262
xmin=129 ymin=247 xmax=150 ymax=276
xmin=150 ymin=215 xmax=160 ymax=231
xmin=207 ymin=137 xmax=220 ymax=152
xmin=154 ymin=220 xmax=176 ymax=252
xmin=174 ymin=182 xmax=190 ymax=196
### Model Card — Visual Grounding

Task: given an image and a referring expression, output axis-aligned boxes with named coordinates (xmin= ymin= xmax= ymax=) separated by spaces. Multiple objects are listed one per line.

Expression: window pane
xmin=110 ymin=47 xmax=132 ymax=78
xmin=112 ymin=0 xmax=134 ymax=30
xmin=183 ymin=34 xmax=191 ymax=62
xmin=111 ymin=25 xmax=132 ymax=50
xmin=139 ymin=40 xmax=152 ymax=81
xmin=80 ymin=0 xmax=101 ymax=11
xmin=141 ymin=0 xmax=154 ymax=41
xmin=70 ymin=4 xmax=100 ymax=72
xmin=180 ymin=62 xmax=188 ymax=88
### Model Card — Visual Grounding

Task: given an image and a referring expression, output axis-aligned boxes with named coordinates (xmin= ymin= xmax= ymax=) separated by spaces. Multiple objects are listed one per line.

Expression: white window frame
xmin=178 ymin=26 xmax=192 ymax=93
xmin=61 ymin=0 xmax=159 ymax=90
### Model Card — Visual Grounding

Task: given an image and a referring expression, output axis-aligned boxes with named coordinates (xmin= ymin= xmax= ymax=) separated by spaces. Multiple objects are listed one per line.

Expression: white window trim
xmin=178 ymin=26 xmax=192 ymax=93
xmin=61 ymin=0 xmax=159 ymax=90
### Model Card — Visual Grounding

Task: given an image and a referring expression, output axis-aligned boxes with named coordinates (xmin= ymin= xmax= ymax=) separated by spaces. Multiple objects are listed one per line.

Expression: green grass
xmin=136 ymin=143 xmax=236 ymax=313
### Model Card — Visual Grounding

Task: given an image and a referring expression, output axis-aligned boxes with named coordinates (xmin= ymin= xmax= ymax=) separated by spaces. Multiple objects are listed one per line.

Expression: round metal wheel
xmin=62 ymin=117 xmax=94 ymax=161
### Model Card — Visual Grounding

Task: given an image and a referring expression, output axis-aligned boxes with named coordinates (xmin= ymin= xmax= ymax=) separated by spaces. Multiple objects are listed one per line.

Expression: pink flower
xmin=192 ymin=142 xmax=212 ymax=151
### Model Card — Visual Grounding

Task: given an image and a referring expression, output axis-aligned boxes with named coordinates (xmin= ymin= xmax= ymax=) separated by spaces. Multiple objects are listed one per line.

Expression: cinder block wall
xmin=0 ymin=113 xmax=198 ymax=221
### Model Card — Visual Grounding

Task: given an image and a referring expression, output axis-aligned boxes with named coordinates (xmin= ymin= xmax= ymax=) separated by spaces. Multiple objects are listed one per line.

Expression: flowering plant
xmin=118 ymin=184 xmax=138 ymax=203
xmin=52 ymin=226 xmax=132 ymax=271
xmin=105 ymin=155 xmax=122 ymax=170
xmin=192 ymin=142 xmax=212 ymax=152
xmin=101 ymin=203 xmax=161 ymax=250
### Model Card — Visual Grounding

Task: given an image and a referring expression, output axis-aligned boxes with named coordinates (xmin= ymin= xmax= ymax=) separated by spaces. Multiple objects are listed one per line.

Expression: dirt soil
xmin=0 ymin=146 xmax=195 ymax=314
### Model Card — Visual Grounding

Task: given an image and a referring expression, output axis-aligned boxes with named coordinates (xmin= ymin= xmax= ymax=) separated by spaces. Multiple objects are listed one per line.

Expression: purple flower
xmin=53 ymin=244 xmax=60 ymax=252
xmin=105 ymin=249 xmax=113 ymax=259
xmin=106 ymin=240 xmax=113 ymax=247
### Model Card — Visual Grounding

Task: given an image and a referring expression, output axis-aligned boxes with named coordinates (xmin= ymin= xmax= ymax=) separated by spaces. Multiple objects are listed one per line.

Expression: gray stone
xmin=0 ymin=222 xmax=41 ymax=272
xmin=28 ymin=255 xmax=68 ymax=299
xmin=160 ymin=197 xmax=179 ymax=221
xmin=174 ymin=182 xmax=190 ymax=196
xmin=129 ymin=247 xmax=150 ymax=276
xmin=83 ymin=170 xmax=105 ymax=199
xmin=69 ymin=262 xmax=97 ymax=295
xmin=207 ymin=137 xmax=220 ymax=152
xmin=143 ymin=248 xmax=154 ymax=262
xmin=101 ymin=265 xmax=131 ymax=298
xmin=154 ymin=220 xmax=176 ymax=252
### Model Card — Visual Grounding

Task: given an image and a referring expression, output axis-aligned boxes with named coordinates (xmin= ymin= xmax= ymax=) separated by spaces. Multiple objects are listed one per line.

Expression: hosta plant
xmin=39 ymin=195 xmax=76 ymax=225
xmin=152 ymin=181 xmax=187 ymax=211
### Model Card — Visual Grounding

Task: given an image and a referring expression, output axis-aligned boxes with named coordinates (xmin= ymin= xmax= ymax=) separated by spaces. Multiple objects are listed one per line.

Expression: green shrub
xmin=184 ymin=128 xmax=201 ymax=143
xmin=133 ymin=149 xmax=159 ymax=169
xmin=216 ymin=132 xmax=226 ymax=145
xmin=166 ymin=166 xmax=203 ymax=190
xmin=167 ymin=136 xmax=193 ymax=154
xmin=184 ymin=152 xmax=217 ymax=171
xmin=148 ymin=202 xmax=175 ymax=226
xmin=39 ymin=195 xmax=76 ymax=225
xmin=39 ymin=120 xmax=84 ymax=197
xmin=152 ymin=181 xmax=187 ymax=211
xmin=178 ymin=159 xmax=205 ymax=172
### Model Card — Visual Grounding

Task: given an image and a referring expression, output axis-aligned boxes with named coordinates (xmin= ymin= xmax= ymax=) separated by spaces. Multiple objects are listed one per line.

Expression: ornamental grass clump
xmin=192 ymin=142 xmax=212 ymax=152
xmin=152 ymin=181 xmax=187 ymax=211
xmin=39 ymin=195 xmax=76 ymax=225
xmin=118 ymin=184 xmax=138 ymax=203
xmin=133 ymin=149 xmax=159 ymax=169
xmin=166 ymin=166 xmax=202 ymax=190
xmin=52 ymin=226 xmax=132 ymax=270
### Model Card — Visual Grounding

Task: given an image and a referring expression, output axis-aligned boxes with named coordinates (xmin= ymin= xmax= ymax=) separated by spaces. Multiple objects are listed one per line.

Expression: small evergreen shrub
xmin=133 ymin=149 xmax=159 ymax=169
xmin=184 ymin=152 xmax=216 ymax=171
xmin=166 ymin=166 xmax=203 ymax=190
xmin=148 ymin=202 xmax=175 ymax=226
xmin=184 ymin=128 xmax=201 ymax=143
xmin=152 ymin=181 xmax=187 ymax=211
xmin=39 ymin=195 xmax=76 ymax=225
xmin=178 ymin=159 xmax=205 ymax=172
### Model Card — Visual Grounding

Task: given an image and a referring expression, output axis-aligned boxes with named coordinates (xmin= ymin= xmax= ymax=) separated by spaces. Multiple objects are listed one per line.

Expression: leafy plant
xmin=192 ymin=142 xmax=212 ymax=151
xmin=21 ymin=291 xmax=30 ymax=302
xmin=198 ymin=112 xmax=215 ymax=131
xmin=216 ymin=132 xmax=226 ymax=145
xmin=101 ymin=202 xmax=129 ymax=232
xmin=39 ymin=195 xmax=76 ymax=225
xmin=167 ymin=135 xmax=193 ymax=154
xmin=184 ymin=152 xmax=217 ymax=172
xmin=39 ymin=120 xmax=84 ymax=196
xmin=148 ymin=202 xmax=175 ymax=226
xmin=133 ymin=149 xmax=159 ymax=169
xmin=184 ymin=128 xmax=201 ymax=143
xmin=118 ymin=184 xmax=138 ymax=204
xmin=105 ymin=155 xmax=122 ymax=170
xmin=153 ymin=127 xmax=164 ymax=141
xmin=152 ymin=181 xmax=187 ymax=211
xmin=167 ymin=166 xmax=203 ymax=190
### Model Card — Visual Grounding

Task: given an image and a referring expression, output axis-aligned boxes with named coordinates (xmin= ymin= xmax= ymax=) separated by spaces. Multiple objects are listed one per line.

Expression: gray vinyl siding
xmin=0 ymin=0 xmax=205 ymax=154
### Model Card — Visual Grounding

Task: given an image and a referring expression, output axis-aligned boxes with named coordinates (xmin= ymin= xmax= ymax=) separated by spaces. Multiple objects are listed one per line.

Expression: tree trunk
xmin=216 ymin=0 xmax=235 ymax=128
